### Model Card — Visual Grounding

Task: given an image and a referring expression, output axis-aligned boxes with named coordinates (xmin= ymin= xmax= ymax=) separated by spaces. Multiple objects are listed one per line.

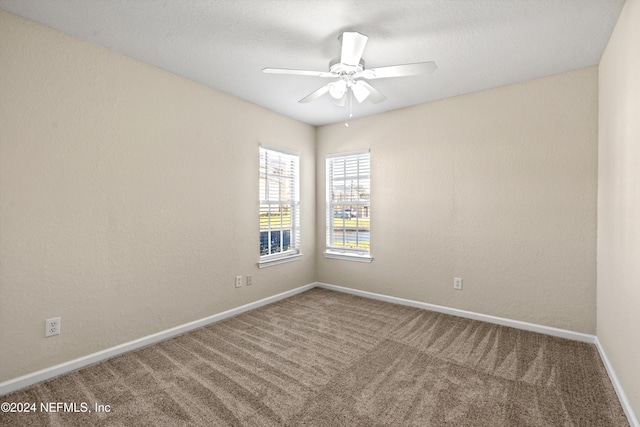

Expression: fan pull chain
xmin=345 ymin=89 xmax=353 ymax=127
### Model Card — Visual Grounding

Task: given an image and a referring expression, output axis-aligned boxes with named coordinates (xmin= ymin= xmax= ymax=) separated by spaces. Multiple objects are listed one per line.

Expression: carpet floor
xmin=0 ymin=288 xmax=629 ymax=426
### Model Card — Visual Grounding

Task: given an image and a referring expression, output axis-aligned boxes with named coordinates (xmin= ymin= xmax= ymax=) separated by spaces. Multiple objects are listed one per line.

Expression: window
xmin=259 ymin=146 xmax=301 ymax=267
xmin=325 ymin=150 xmax=371 ymax=262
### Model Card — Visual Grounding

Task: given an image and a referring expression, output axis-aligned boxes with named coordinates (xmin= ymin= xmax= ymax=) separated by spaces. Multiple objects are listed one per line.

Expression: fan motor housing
xmin=329 ymin=58 xmax=365 ymax=75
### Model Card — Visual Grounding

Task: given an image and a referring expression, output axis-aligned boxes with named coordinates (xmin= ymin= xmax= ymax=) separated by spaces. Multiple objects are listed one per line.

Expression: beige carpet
xmin=0 ymin=288 xmax=628 ymax=426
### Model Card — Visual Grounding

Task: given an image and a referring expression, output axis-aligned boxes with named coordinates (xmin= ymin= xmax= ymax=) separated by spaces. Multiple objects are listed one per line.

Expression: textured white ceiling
xmin=0 ymin=0 xmax=624 ymax=126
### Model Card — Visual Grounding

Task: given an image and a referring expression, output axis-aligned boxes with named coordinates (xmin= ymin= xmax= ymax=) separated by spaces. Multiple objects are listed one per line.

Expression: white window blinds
xmin=259 ymin=146 xmax=300 ymax=263
xmin=326 ymin=150 xmax=371 ymax=259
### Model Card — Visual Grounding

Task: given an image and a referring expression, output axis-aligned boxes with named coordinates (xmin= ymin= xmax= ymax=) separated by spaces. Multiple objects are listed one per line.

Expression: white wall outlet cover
xmin=45 ymin=317 xmax=61 ymax=337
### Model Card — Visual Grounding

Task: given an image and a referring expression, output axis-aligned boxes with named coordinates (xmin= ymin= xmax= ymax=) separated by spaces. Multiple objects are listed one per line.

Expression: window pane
xmin=259 ymin=146 xmax=300 ymax=260
xmin=326 ymin=151 xmax=370 ymax=254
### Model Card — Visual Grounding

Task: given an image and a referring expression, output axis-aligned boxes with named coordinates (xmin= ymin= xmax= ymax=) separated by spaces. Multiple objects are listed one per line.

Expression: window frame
xmin=324 ymin=149 xmax=372 ymax=263
xmin=258 ymin=145 xmax=301 ymax=268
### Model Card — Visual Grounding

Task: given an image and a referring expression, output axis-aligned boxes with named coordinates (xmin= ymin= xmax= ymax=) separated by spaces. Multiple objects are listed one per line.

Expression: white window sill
xmin=258 ymin=253 xmax=303 ymax=268
xmin=323 ymin=251 xmax=373 ymax=263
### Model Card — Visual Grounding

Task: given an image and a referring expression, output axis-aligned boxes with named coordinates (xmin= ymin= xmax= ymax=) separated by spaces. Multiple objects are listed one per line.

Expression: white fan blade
xmin=340 ymin=32 xmax=368 ymax=66
xmin=299 ymin=84 xmax=331 ymax=103
xmin=263 ymin=68 xmax=335 ymax=78
xmin=362 ymin=62 xmax=437 ymax=79
xmin=351 ymin=81 xmax=370 ymax=103
xmin=356 ymin=81 xmax=386 ymax=103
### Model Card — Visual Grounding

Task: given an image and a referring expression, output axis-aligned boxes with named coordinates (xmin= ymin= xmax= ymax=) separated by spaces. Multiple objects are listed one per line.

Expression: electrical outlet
xmin=246 ymin=275 xmax=253 ymax=286
xmin=454 ymin=277 xmax=463 ymax=290
xmin=45 ymin=317 xmax=61 ymax=337
xmin=235 ymin=275 xmax=242 ymax=288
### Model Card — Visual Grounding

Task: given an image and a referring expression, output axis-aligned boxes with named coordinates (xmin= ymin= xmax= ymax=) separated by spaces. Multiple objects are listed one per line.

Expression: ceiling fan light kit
xmin=329 ymin=79 xmax=348 ymax=99
xmin=263 ymin=31 xmax=437 ymax=111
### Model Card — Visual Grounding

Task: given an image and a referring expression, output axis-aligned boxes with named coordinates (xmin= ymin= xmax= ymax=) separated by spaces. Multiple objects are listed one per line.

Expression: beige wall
xmin=316 ymin=67 xmax=598 ymax=334
xmin=0 ymin=10 xmax=316 ymax=382
xmin=598 ymin=0 xmax=640 ymax=418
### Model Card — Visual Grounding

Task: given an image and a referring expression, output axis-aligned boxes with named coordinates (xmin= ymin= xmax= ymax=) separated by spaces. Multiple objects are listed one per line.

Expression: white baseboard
xmin=595 ymin=337 xmax=640 ymax=427
xmin=315 ymin=282 xmax=595 ymax=343
xmin=0 ymin=283 xmax=316 ymax=397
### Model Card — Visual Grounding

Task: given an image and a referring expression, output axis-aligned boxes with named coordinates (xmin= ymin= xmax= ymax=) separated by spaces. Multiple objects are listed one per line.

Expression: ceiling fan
xmin=263 ymin=31 xmax=437 ymax=106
